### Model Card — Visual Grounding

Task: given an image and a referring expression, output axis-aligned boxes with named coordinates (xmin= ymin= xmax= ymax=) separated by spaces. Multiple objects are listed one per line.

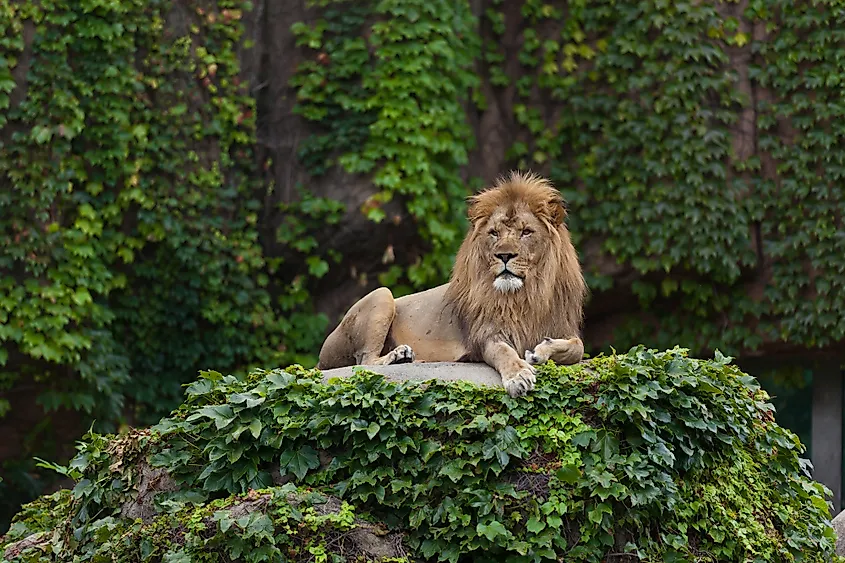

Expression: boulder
xmin=0 ymin=347 xmax=838 ymax=562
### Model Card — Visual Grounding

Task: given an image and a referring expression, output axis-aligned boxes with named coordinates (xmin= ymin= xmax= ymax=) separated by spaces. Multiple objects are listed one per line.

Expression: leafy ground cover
xmin=1 ymin=347 xmax=839 ymax=562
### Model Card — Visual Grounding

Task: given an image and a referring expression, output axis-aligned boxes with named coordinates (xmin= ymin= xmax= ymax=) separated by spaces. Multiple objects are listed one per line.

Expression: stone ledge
xmin=319 ymin=361 xmax=503 ymax=388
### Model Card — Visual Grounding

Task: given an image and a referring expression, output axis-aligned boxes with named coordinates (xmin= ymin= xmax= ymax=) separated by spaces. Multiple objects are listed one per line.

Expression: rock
xmin=320 ymin=361 xmax=504 ymax=387
xmin=120 ymin=461 xmax=179 ymax=521
xmin=833 ymin=509 xmax=845 ymax=556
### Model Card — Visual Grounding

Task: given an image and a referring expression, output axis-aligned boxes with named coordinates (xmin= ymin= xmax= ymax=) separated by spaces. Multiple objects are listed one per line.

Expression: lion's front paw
xmin=503 ymin=365 xmax=536 ymax=398
xmin=387 ymin=344 xmax=415 ymax=365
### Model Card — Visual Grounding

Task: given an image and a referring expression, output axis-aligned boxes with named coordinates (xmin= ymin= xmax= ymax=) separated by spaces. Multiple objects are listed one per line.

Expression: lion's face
xmin=476 ymin=207 xmax=551 ymax=294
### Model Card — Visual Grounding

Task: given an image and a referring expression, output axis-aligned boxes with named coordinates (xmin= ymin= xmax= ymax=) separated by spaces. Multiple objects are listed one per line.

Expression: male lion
xmin=317 ymin=171 xmax=588 ymax=397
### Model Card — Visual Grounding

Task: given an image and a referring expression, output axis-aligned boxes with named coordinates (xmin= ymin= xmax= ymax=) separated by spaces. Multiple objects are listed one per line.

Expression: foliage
xmin=4 ymin=0 xmax=845 ymax=540
xmin=290 ymin=0 xmax=481 ymax=289
xmin=0 ymin=0 xmax=355 ymax=529
xmin=0 ymin=0 xmax=337 ymax=431
xmin=487 ymin=0 xmax=845 ymax=354
xmin=2 ymin=348 xmax=839 ymax=562
xmin=1 ymin=485 xmax=409 ymax=563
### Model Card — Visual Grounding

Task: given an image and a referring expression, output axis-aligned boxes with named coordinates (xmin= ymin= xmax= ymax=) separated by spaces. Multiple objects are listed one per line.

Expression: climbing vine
xmin=0 ymin=0 xmax=334 ymax=492
xmin=3 ymin=0 xmax=845 ymax=535
xmin=288 ymin=0 xmax=845 ymax=357
xmin=291 ymin=0 xmax=481 ymax=288
xmin=483 ymin=0 xmax=845 ymax=355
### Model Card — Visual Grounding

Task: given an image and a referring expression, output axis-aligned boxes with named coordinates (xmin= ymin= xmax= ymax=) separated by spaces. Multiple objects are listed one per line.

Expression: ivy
xmin=1 ymin=485 xmax=405 ymax=563
xmin=0 ymin=0 xmax=337 ymax=513
xmin=470 ymin=0 xmax=843 ymax=357
xmin=750 ymin=1 xmax=845 ymax=347
xmin=2 ymin=349 xmax=838 ymax=561
xmin=4 ymin=0 xmax=845 ymax=539
xmin=291 ymin=0 xmax=481 ymax=288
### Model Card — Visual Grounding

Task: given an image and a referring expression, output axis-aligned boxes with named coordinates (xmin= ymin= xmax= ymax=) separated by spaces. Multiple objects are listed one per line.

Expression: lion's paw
xmin=525 ymin=337 xmax=554 ymax=365
xmin=524 ymin=349 xmax=546 ymax=365
xmin=504 ymin=366 xmax=536 ymax=398
xmin=387 ymin=344 xmax=415 ymax=365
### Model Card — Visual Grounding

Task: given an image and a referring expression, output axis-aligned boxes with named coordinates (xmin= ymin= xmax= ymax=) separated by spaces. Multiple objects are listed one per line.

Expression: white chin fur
xmin=493 ymin=275 xmax=524 ymax=293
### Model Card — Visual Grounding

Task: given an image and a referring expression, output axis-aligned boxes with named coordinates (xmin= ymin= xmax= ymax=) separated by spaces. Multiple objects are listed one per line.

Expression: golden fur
xmin=317 ymin=171 xmax=588 ymax=397
xmin=445 ymin=171 xmax=586 ymax=359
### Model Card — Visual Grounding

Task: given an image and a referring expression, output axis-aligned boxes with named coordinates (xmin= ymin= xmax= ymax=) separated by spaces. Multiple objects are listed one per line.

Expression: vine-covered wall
xmin=287 ymin=0 xmax=844 ymax=357
xmin=1 ymin=0 xmax=844 ymax=529
xmin=0 ymin=0 xmax=336 ymax=515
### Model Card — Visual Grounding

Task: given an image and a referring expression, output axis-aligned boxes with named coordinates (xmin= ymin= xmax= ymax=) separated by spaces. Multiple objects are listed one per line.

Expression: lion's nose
xmin=495 ymin=252 xmax=517 ymax=264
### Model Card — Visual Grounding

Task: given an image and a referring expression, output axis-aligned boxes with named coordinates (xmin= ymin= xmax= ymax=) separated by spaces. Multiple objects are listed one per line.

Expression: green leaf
xmin=187 ymin=405 xmax=236 ymax=429
xmin=481 ymin=426 xmax=523 ymax=466
xmin=419 ymin=440 xmax=441 ymax=462
xmin=648 ymin=442 xmax=675 ymax=466
xmin=266 ymin=372 xmax=295 ymax=389
xmin=279 ymin=445 xmax=320 ymax=480
xmin=554 ymin=463 xmax=581 ymax=484
xmin=32 ymin=125 xmax=53 ymax=144
xmin=572 ymin=429 xmax=597 ymax=448
xmin=440 ymin=460 xmax=469 ymax=482
xmin=526 ymin=516 xmax=546 ymax=533
xmin=248 ymin=419 xmax=263 ymax=439
xmin=476 ymin=520 xmax=509 ymax=541
xmin=588 ymin=503 xmax=612 ymax=524
xmin=592 ymin=430 xmax=619 ymax=459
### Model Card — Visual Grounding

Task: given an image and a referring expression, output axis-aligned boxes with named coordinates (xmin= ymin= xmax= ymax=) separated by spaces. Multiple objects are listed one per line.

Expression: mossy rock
xmin=0 ymin=347 xmax=839 ymax=562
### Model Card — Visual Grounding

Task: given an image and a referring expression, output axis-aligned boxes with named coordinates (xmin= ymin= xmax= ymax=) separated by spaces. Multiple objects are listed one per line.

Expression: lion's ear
xmin=547 ymin=194 xmax=567 ymax=225
xmin=466 ymin=194 xmax=485 ymax=224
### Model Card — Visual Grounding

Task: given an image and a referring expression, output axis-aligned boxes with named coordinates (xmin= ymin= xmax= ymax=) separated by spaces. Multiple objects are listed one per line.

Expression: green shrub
xmin=1 ymin=347 xmax=838 ymax=562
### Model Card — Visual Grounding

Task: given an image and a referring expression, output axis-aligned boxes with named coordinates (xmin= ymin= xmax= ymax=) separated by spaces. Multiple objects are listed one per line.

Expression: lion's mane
xmin=444 ymin=172 xmax=587 ymax=359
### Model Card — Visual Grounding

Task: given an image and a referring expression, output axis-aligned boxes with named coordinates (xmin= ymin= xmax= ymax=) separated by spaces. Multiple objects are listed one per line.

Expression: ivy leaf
xmin=588 ymin=503 xmax=612 ymax=524
xmin=592 ymin=430 xmax=619 ymax=459
xmin=230 ymin=392 xmax=265 ymax=408
xmin=481 ymin=426 xmax=523 ymax=466
xmin=31 ymin=125 xmax=53 ymax=144
xmin=572 ymin=429 xmax=596 ymax=448
xmin=526 ymin=516 xmax=546 ymax=533
xmin=476 ymin=520 xmax=509 ymax=541
xmin=440 ymin=460 xmax=470 ymax=482
xmin=555 ymin=463 xmax=581 ymax=484
xmin=648 ymin=443 xmax=675 ymax=467
xmin=279 ymin=445 xmax=320 ymax=480
xmin=248 ymin=419 xmax=263 ymax=439
xmin=187 ymin=405 xmax=236 ymax=429
xmin=419 ymin=440 xmax=440 ymax=462
xmin=266 ymin=372 xmax=295 ymax=390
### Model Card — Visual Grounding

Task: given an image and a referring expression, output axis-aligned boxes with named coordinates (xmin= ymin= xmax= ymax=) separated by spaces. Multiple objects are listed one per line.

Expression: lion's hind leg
xmin=524 ymin=337 xmax=584 ymax=366
xmin=317 ymin=287 xmax=415 ymax=369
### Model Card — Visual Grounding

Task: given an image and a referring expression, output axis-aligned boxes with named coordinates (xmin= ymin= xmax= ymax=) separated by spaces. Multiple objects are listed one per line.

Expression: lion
xmin=316 ymin=171 xmax=588 ymax=397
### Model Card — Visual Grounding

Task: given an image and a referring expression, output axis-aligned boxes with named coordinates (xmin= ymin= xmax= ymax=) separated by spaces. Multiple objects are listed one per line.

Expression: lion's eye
xmin=521 ymin=228 xmax=533 ymax=237
xmin=489 ymin=229 xmax=498 ymax=238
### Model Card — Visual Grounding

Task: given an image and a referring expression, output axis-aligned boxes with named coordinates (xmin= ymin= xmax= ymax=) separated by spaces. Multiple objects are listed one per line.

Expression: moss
xmin=1 ymin=347 xmax=840 ymax=562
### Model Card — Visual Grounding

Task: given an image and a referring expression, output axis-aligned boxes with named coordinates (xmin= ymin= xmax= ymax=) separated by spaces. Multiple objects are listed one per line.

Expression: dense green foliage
xmin=1 ymin=349 xmax=839 ymax=561
xmin=290 ymin=0 xmax=845 ymax=351
xmin=0 ymin=0 xmax=330 ymax=426
xmin=481 ymin=0 xmax=845 ymax=351
xmin=3 ymin=0 xmax=845 ymax=538
xmin=291 ymin=0 xmax=481 ymax=289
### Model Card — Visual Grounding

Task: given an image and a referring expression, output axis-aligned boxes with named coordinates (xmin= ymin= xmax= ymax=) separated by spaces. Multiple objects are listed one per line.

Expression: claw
xmin=504 ymin=367 xmax=536 ymax=398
